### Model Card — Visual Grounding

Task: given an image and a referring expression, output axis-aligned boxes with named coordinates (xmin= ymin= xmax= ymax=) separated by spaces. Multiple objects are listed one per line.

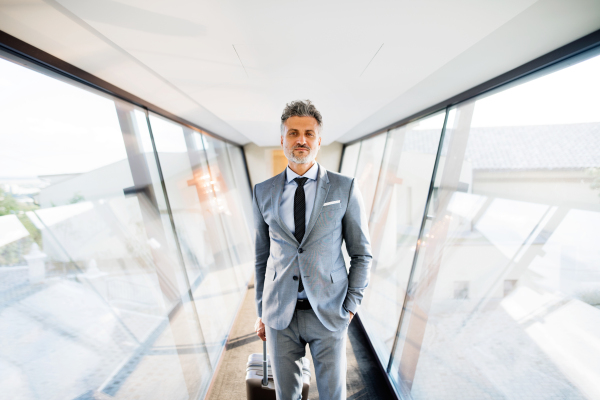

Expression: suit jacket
xmin=253 ymin=164 xmax=372 ymax=331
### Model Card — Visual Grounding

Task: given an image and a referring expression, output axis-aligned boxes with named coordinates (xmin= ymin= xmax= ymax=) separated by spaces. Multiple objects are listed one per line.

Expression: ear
xmin=318 ymin=135 xmax=322 ymax=147
xmin=280 ymin=134 xmax=284 ymax=147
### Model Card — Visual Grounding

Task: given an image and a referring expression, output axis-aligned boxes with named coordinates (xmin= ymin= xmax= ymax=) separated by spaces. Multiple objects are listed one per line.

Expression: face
xmin=281 ymin=116 xmax=321 ymax=165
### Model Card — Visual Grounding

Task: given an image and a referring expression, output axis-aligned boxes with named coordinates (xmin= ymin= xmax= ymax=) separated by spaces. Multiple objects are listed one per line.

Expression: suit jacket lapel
xmin=301 ymin=165 xmax=330 ymax=246
xmin=271 ymin=170 xmax=299 ymax=246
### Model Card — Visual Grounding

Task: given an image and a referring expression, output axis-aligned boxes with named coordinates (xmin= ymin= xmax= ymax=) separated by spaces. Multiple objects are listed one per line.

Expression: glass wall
xmin=341 ymin=49 xmax=600 ymax=399
xmin=339 ymin=141 xmax=361 ymax=177
xmin=353 ymin=134 xmax=387 ymax=217
xmin=0 ymin=51 xmax=253 ymax=400
xmin=359 ymin=112 xmax=446 ymax=364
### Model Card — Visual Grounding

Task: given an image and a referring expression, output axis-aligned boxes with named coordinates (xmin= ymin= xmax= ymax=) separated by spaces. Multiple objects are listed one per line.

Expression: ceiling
xmin=1 ymin=0 xmax=599 ymax=146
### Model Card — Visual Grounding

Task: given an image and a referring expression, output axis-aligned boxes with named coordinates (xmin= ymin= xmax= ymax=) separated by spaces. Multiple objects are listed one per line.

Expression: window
xmin=0 ymin=51 xmax=252 ymax=400
xmin=357 ymin=112 xmax=445 ymax=363
xmin=339 ymin=142 xmax=361 ymax=177
xmin=353 ymin=133 xmax=387 ymax=216
xmin=389 ymin=51 xmax=600 ymax=399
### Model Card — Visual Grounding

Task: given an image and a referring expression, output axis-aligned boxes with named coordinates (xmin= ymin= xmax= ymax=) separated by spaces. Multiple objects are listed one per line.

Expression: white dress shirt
xmin=280 ymin=162 xmax=319 ymax=299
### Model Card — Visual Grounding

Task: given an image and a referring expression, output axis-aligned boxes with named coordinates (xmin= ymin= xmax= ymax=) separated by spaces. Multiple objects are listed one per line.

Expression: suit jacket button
xmin=298 ymin=248 xmax=303 ymax=254
xmin=293 ymin=275 xmax=298 ymax=281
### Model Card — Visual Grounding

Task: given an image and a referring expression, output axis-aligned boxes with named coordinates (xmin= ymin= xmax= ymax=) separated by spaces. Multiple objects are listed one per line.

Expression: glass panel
xmin=339 ymin=142 xmax=361 ymax=177
xmin=148 ymin=113 xmax=246 ymax=367
xmin=0 ymin=55 xmax=208 ymax=399
xmin=227 ymin=143 xmax=253 ymax=234
xmin=354 ymin=134 xmax=387 ymax=216
xmin=392 ymin=52 xmax=600 ymax=399
xmin=360 ymin=111 xmax=445 ymax=365
xmin=203 ymin=135 xmax=254 ymax=283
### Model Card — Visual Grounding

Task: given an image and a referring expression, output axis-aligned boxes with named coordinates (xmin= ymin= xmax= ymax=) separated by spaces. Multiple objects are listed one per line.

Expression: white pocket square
xmin=323 ymin=200 xmax=340 ymax=206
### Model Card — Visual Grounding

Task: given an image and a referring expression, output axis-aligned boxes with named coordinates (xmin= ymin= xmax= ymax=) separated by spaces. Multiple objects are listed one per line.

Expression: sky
xmin=0 ymin=57 xmax=128 ymax=178
xmin=472 ymin=53 xmax=600 ymax=128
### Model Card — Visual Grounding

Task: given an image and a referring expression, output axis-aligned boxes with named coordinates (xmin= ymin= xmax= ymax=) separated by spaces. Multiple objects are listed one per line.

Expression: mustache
xmin=293 ymin=145 xmax=311 ymax=150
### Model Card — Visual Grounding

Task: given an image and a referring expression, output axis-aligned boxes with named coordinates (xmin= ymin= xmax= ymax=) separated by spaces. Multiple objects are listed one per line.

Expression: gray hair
xmin=280 ymin=100 xmax=323 ymax=135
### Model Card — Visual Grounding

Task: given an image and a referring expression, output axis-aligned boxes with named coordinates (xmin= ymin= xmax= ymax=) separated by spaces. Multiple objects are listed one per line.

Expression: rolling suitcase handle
xmin=262 ymin=340 xmax=268 ymax=387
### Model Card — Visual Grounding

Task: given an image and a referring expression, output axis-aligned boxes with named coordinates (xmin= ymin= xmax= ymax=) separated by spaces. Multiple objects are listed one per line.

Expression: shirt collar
xmin=286 ymin=162 xmax=319 ymax=183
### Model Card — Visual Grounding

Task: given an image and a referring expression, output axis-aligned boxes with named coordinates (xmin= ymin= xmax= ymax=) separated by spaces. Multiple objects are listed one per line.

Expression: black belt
xmin=296 ymin=298 xmax=312 ymax=310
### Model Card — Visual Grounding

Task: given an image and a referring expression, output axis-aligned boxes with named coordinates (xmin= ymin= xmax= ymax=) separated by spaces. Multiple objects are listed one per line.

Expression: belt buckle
xmin=296 ymin=299 xmax=310 ymax=310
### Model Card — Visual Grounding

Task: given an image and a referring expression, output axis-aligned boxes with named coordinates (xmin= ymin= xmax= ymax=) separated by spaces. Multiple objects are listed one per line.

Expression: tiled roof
xmin=403 ymin=122 xmax=600 ymax=170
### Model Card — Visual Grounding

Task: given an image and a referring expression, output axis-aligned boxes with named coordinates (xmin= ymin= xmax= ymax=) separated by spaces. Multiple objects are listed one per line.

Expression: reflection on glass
xmin=0 ymin=54 xmax=252 ymax=400
xmin=148 ymin=113 xmax=250 ymax=368
xmin=226 ymin=143 xmax=254 ymax=233
xmin=203 ymin=135 xmax=254 ymax=281
xmin=391 ymin=53 xmax=600 ymax=399
xmin=354 ymin=134 xmax=387 ymax=216
xmin=360 ymin=112 xmax=445 ymax=364
xmin=0 ymin=57 xmax=197 ymax=399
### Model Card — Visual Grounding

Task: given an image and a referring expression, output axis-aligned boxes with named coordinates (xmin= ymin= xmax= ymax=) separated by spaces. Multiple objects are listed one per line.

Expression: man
xmin=253 ymin=100 xmax=372 ymax=400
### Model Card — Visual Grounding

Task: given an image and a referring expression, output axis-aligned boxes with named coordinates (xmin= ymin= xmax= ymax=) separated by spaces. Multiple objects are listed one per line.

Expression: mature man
xmin=253 ymin=100 xmax=372 ymax=400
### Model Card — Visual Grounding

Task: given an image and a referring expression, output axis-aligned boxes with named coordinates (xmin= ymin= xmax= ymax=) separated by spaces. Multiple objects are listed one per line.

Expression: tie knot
xmin=294 ymin=177 xmax=308 ymax=187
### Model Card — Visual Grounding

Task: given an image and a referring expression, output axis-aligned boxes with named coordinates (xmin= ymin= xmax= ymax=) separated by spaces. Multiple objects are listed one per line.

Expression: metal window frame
xmin=380 ymin=38 xmax=600 ymax=386
xmin=0 ymin=29 xmax=253 ymax=400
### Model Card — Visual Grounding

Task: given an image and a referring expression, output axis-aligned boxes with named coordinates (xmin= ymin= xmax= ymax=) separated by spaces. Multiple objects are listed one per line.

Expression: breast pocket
xmin=312 ymin=202 xmax=343 ymax=237
xmin=319 ymin=201 xmax=342 ymax=222
xmin=320 ymin=201 xmax=342 ymax=213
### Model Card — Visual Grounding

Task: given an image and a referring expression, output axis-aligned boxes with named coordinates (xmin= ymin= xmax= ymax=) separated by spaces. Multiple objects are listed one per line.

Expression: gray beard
xmin=285 ymin=147 xmax=315 ymax=164
xmin=289 ymin=153 xmax=313 ymax=164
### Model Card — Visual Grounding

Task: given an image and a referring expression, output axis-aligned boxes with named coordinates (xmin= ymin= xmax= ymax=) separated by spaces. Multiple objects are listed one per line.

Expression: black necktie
xmin=294 ymin=177 xmax=308 ymax=292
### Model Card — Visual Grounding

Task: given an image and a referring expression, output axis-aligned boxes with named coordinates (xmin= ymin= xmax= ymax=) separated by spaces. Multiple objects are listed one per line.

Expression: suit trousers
xmin=265 ymin=308 xmax=349 ymax=400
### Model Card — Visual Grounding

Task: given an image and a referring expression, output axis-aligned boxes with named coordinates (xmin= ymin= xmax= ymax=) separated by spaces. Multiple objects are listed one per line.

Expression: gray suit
xmin=253 ymin=164 xmax=372 ymax=399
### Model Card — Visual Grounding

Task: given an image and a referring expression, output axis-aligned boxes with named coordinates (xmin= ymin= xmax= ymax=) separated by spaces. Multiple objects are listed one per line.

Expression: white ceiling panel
xmin=232 ymin=42 xmax=383 ymax=79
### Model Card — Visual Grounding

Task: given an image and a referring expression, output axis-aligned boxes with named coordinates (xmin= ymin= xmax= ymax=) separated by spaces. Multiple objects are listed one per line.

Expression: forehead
xmin=283 ymin=116 xmax=319 ymax=131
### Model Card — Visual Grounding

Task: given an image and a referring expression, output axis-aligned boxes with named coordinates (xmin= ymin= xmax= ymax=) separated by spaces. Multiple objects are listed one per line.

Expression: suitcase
xmin=246 ymin=341 xmax=311 ymax=400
